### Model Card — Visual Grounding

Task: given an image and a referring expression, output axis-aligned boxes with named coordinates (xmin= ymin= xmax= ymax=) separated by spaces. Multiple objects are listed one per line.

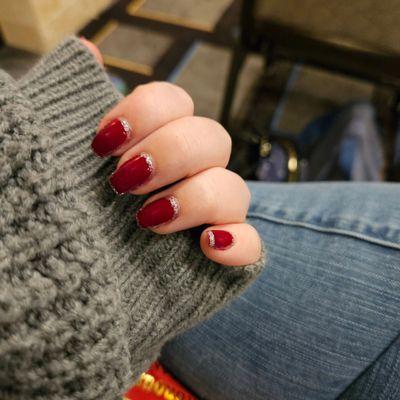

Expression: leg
xmin=161 ymin=182 xmax=400 ymax=400
xmin=220 ymin=46 xmax=246 ymax=129
xmin=340 ymin=332 xmax=400 ymax=399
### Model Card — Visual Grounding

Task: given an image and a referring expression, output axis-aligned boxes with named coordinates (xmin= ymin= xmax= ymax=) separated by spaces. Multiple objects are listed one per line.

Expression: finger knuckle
xmin=199 ymin=118 xmax=232 ymax=165
xmin=228 ymin=170 xmax=251 ymax=211
xmin=174 ymin=130 xmax=194 ymax=163
xmin=196 ymin=174 xmax=219 ymax=219
xmin=219 ymin=124 xmax=233 ymax=153
xmin=243 ymin=182 xmax=251 ymax=208
xmin=210 ymin=120 xmax=232 ymax=162
xmin=130 ymin=82 xmax=150 ymax=97
xmin=208 ymin=119 xmax=232 ymax=146
xmin=170 ymin=84 xmax=194 ymax=114
xmin=130 ymin=82 xmax=160 ymax=105
xmin=239 ymin=176 xmax=251 ymax=208
xmin=131 ymin=82 xmax=194 ymax=115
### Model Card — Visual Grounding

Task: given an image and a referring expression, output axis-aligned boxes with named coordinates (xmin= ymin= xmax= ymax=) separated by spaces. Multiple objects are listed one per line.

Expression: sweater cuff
xmin=18 ymin=36 xmax=116 ymax=103
xmin=18 ymin=37 xmax=120 ymax=158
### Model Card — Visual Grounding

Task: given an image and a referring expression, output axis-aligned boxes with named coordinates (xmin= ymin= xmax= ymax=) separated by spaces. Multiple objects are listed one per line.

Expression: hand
xmin=83 ymin=39 xmax=262 ymax=266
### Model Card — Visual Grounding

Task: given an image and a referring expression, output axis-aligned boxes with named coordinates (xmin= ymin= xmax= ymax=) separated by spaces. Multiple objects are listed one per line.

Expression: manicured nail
xmin=91 ymin=117 xmax=131 ymax=157
xmin=109 ymin=153 xmax=154 ymax=194
xmin=136 ymin=196 xmax=180 ymax=228
xmin=208 ymin=230 xmax=234 ymax=250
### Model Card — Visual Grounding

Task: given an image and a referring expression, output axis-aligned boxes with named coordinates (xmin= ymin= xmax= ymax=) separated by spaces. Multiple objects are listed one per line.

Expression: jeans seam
xmin=247 ymin=212 xmax=400 ymax=251
xmin=250 ymin=206 xmax=400 ymax=232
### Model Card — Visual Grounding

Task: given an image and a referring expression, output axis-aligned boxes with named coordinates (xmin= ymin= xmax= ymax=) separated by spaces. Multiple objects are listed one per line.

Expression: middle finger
xmin=109 ymin=116 xmax=232 ymax=195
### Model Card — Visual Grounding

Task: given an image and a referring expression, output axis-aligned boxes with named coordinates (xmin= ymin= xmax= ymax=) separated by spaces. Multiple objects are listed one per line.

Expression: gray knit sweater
xmin=0 ymin=37 xmax=264 ymax=399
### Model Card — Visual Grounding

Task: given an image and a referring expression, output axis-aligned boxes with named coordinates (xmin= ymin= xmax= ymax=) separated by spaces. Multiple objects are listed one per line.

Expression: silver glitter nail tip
xmin=135 ymin=207 xmax=145 ymax=229
xmin=119 ymin=117 xmax=132 ymax=137
xmin=168 ymin=195 xmax=180 ymax=220
xmin=140 ymin=152 xmax=155 ymax=176
xmin=208 ymin=231 xmax=215 ymax=248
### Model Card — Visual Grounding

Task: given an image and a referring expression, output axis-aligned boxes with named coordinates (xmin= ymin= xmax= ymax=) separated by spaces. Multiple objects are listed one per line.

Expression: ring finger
xmin=135 ymin=167 xmax=250 ymax=234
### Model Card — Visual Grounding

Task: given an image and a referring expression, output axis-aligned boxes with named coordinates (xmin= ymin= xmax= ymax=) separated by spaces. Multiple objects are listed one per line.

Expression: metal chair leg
xmin=220 ymin=46 xmax=246 ymax=129
xmin=373 ymin=86 xmax=398 ymax=179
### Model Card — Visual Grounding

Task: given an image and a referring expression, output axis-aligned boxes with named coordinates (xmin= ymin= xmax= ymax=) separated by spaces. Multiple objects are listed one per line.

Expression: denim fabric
xmin=340 ymin=332 xmax=400 ymax=399
xmin=161 ymin=182 xmax=400 ymax=400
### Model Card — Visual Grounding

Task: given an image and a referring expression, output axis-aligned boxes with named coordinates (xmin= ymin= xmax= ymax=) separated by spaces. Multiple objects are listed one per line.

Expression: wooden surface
xmin=0 ymin=0 xmax=113 ymax=53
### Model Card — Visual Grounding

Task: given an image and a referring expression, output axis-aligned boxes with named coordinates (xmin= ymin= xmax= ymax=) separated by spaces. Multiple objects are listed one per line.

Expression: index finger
xmin=91 ymin=82 xmax=194 ymax=157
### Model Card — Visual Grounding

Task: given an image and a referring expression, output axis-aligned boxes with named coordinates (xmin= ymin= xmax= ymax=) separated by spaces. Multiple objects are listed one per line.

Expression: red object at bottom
xmin=124 ymin=362 xmax=197 ymax=400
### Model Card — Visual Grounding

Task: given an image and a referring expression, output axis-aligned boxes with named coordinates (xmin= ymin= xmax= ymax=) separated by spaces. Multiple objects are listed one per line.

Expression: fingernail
xmin=208 ymin=230 xmax=234 ymax=250
xmin=109 ymin=152 xmax=154 ymax=194
xmin=91 ymin=117 xmax=131 ymax=157
xmin=136 ymin=196 xmax=180 ymax=228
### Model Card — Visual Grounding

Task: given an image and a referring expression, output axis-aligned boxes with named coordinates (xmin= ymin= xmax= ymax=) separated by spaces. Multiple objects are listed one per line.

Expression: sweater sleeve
xmin=0 ymin=37 xmax=265 ymax=400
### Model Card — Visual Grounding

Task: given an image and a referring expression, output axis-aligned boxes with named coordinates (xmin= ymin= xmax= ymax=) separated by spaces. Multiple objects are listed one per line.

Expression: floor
xmin=0 ymin=0 xmax=380 ymax=178
xmin=0 ymin=0 xmax=374 ymax=126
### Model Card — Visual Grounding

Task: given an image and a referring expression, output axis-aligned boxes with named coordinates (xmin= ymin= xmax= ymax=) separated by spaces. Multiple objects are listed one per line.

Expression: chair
xmin=221 ymin=0 xmax=400 ymax=179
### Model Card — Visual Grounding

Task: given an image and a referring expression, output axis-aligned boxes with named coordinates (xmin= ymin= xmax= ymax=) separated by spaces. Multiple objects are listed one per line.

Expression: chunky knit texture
xmin=0 ymin=37 xmax=264 ymax=399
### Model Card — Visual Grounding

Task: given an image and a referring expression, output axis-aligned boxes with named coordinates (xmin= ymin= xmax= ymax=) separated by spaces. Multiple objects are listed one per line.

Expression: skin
xmin=81 ymin=38 xmax=262 ymax=267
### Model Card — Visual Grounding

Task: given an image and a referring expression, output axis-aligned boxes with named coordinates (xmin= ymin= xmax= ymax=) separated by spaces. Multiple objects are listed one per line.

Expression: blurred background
xmin=1 ymin=0 xmax=400 ymax=183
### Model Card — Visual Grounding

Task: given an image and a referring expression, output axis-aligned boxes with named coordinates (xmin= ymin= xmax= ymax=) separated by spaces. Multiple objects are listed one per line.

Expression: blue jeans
xmin=161 ymin=182 xmax=400 ymax=400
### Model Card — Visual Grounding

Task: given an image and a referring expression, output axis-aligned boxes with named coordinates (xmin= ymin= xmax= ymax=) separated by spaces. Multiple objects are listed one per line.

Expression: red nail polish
xmin=136 ymin=196 xmax=180 ymax=228
xmin=208 ymin=230 xmax=234 ymax=250
xmin=109 ymin=153 xmax=154 ymax=194
xmin=91 ymin=118 xmax=131 ymax=157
